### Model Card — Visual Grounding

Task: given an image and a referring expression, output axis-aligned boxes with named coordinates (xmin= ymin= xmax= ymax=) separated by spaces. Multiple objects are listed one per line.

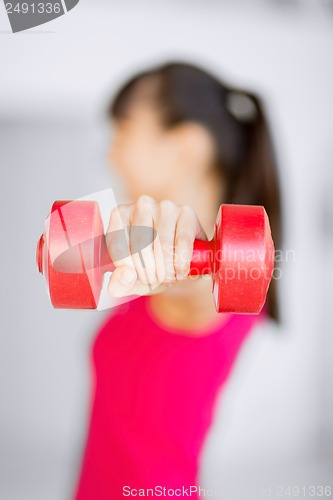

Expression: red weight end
xmin=212 ymin=205 xmax=275 ymax=314
xmin=39 ymin=200 xmax=105 ymax=309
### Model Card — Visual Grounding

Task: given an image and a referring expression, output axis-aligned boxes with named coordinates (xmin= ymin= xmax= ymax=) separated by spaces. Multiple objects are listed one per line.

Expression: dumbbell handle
xmin=37 ymin=231 xmax=215 ymax=276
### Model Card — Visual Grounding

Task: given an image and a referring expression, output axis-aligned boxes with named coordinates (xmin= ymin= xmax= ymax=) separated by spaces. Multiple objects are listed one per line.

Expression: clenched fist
xmin=106 ymin=195 xmax=207 ymax=297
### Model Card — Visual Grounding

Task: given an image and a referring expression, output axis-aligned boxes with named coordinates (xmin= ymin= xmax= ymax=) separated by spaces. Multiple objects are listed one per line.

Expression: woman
xmin=75 ymin=62 xmax=282 ymax=499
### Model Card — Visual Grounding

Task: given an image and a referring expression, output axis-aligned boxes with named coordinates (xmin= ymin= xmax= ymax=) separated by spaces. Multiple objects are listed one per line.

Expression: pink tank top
xmin=75 ymin=295 xmax=265 ymax=499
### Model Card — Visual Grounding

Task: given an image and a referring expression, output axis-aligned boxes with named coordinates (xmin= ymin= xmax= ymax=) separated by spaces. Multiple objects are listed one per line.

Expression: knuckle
xmin=136 ymin=195 xmax=155 ymax=210
xmin=109 ymin=206 xmax=120 ymax=224
xmin=180 ymin=204 xmax=194 ymax=217
xmin=109 ymin=205 xmax=127 ymax=225
xmin=159 ymin=199 xmax=178 ymax=213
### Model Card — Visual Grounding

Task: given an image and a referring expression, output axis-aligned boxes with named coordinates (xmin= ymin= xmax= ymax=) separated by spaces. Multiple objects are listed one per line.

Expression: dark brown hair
xmin=109 ymin=62 xmax=282 ymax=322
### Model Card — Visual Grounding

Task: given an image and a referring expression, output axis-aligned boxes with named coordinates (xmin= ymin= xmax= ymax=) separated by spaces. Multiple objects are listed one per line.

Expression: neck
xmin=149 ymin=279 xmax=228 ymax=335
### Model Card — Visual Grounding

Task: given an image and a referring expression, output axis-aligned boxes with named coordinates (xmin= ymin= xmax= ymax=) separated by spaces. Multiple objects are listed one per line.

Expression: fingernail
xmin=176 ymin=273 xmax=185 ymax=281
xmin=121 ymin=268 xmax=136 ymax=285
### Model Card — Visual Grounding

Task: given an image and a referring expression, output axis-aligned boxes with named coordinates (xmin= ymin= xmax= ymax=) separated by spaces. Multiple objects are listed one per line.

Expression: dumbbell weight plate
xmin=40 ymin=200 xmax=105 ymax=309
xmin=212 ymin=204 xmax=274 ymax=313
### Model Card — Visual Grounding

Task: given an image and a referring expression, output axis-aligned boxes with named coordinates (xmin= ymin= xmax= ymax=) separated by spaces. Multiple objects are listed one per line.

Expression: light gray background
xmin=0 ymin=0 xmax=333 ymax=498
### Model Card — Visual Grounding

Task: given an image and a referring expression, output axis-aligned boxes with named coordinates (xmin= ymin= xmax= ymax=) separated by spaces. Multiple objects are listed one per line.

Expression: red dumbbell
xmin=36 ymin=201 xmax=275 ymax=313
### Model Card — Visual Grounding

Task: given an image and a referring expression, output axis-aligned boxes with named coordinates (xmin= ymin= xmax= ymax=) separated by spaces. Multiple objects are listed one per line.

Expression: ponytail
xmin=222 ymin=90 xmax=282 ymax=322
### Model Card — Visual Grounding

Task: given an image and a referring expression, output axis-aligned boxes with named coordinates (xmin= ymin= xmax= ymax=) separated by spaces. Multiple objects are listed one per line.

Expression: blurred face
xmin=109 ymin=103 xmax=181 ymax=201
xmin=108 ymin=102 xmax=216 ymax=203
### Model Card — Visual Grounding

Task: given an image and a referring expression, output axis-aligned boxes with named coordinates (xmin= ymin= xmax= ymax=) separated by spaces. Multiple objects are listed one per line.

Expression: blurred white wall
xmin=0 ymin=1 xmax=333 ymax=499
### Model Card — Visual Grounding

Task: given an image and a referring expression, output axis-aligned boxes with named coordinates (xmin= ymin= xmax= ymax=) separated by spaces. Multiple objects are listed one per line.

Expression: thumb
xmin=108 ymin=265 xmax=137 ymax=297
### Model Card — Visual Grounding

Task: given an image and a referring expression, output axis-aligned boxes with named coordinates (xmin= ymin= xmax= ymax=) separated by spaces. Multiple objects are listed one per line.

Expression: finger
xmin=107 ymin=265 xmax=137 ymax=297
xmin=130 ymin=195 xmax=157 ymax=287
xmin=152 ymin=230 xmax=166 ymax=284
xmin=154 ymin=200 xmax=180 ymax=283
xmin=106 ymin=205 xmax=134 ymax=271
xmin=174 ymin=205 xmax=207 ymax=279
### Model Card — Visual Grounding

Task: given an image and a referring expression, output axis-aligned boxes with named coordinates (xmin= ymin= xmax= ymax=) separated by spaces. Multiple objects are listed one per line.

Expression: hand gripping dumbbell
xmin=36 ymin=201 xmax=275 ymax=313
